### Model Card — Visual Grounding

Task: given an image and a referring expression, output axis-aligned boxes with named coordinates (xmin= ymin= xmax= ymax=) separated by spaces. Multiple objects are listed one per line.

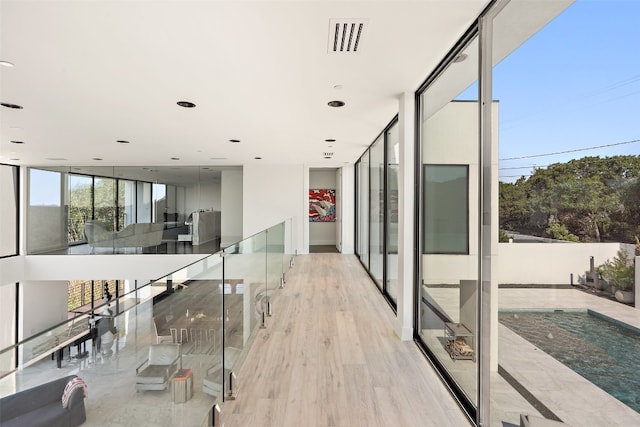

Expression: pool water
xmin=498 ymin=310 xmax=640 ymax=413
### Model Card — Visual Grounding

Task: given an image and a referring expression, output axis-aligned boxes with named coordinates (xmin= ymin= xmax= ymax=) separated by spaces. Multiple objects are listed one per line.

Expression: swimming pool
xmin=498 ymin=309 xmax=640 ymax=413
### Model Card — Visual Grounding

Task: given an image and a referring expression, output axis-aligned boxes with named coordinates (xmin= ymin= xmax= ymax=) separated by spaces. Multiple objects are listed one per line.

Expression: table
xmin=172 ymin=368 xmax=194 ymax=403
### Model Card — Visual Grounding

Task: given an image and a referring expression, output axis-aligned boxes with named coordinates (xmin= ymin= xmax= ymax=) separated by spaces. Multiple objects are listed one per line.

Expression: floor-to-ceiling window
xmin=417 ymin=33 xmax=480 ymax=417
xmin=490 ymin=1 xmax=640 ymax=426
xmin=28 ymin=168 xmax=65 ymax=254
xmin=118 ymin=179 xmax=136 ymax=229
xmin=356 ymin=118 xmax=400 ymax=309
xmin=94 ymin=177 xmax=117 ymax=232
xmin=386 ymin=122 xmax=399 ymax=305
xmin=137 ymin=181 xmax=152 ymax=223
xmin=356 ymin=152 xmax=370 ymax=270
xmin=0 ymin=164 xmax=19 ymax=258
xmin=68 ymin=174 xmax=93 ymax=243
xmin=369 ymin=135 xmax=385 ymax=291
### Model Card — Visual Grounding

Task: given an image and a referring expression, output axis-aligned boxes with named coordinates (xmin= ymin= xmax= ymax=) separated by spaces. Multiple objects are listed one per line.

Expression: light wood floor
xmin=220 ymin=253 xmax=471 ymax=427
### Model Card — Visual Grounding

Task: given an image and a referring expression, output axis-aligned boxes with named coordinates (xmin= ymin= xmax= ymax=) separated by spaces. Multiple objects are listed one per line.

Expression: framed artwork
xmin=309 ymin=189 xmax=336 ymax=222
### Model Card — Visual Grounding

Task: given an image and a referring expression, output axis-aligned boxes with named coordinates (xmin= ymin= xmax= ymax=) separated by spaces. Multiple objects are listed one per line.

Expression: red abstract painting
xmin=309 ymin=189 xmax=336 ymax=222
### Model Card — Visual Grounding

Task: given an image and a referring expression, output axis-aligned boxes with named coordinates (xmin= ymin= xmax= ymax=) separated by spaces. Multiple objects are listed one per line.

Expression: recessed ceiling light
xmin=9 ymin=158 xmax=20 ymax=161
xmin=254 ymin=157 xmax=262 ymax=160
xmin=117 ymin=140 xmax=130 ymax=144
xmin=171 ymin=157 xmax=180 ymax=160
xmin=229 ymin=139 xmax=240 ymax=143
xmin=0 ymin=61 xmax=14 ymax=67
xmin=324 ymin=139 xmax=336 ymax=143
xmin=46 ymin=157 xmax=68 ymax=161
xmin=92 ymin=157 xmax=103 ymax=161
xmin=73 ymin=168 xmax=82 ymax=170
xmin=453 ymin=53 xmax=468 ymax=63
xmin=1 ymin=102 xmax=23 ymax=109
xmin=333 ymin=85 xmax=343 ymax=90
xmin=202 ymin=167 xmax=210 ymax=170
xmin=177 ymin=101 xmax=196 ymax=108
xmin=327 ymin=100 xmax=345 ymax=107
xmin=209 ymin=157 xmax=227 ymax=160
xmin=10 ymin=140 xmax=24 ymax=144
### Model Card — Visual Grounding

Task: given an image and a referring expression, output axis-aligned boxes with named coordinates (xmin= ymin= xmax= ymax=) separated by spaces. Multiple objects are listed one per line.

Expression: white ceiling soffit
xmin=328 ymin=19 xmax=368 ymax=54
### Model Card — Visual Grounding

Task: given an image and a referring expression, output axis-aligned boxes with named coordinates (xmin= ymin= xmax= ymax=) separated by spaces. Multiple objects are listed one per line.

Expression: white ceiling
xmin=0 ymin=0 xmax=490 ymax=171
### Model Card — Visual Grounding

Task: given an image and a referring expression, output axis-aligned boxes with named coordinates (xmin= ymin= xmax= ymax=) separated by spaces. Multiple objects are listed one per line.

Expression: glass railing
xmin=0 ymin=219 xmax=294 ymax=426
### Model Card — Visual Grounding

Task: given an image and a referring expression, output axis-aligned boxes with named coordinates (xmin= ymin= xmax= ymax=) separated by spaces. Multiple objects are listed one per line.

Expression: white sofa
xmin=84 ymin=221 xmax=164 ymax=249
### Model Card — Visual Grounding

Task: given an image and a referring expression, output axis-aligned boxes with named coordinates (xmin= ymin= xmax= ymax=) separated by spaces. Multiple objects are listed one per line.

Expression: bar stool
xmin=170 ymin=328 xmax=178 ymax=343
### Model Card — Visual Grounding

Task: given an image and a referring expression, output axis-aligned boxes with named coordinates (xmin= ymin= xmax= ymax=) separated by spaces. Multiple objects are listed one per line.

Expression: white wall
xmin=20 ymin=280 xmax=68 ymax=338
xmin=309 ymin=168 xmax=337 ymax=246
xmin=499 ymin=242 xmax=633 ymax=285
xmin=185 ymin=181 xmax=221 ymax=214
xmin=21 ymin=254 xmax=206 ymax=282
xmin=339 ymin=165 xmax=355 ymax=254
xmin=0 ymin=256 xmax=24 ymax=287
xmin=243 ymin=164 xmax=304 ymax=254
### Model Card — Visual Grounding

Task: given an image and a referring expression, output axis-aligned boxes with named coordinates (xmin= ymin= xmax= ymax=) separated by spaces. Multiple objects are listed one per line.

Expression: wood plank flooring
xmin=220 ymin=253 xmax=471 ymax=427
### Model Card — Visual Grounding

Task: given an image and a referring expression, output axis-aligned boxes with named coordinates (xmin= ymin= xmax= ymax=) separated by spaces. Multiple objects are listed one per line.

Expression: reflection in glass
xmin=386 ymin=123 xmax=399 ymax=304
xmin=68 ymin=174 xmax=93 ymax=243
xmin=118 ymin=180 xmax=136 ymax=229
xmin=369 ymin=135 xmax=384 ymax=290
xmin=137 ymin=181 xmax=152 ymax=223
xmin=94 ymin=177 xmax=116 ymax=232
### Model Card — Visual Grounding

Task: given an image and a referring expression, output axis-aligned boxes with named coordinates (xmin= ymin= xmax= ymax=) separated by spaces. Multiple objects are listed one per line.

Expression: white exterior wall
xmin=499 ymin=242 xmax=634 ymax=285
xmin=422 ymin=101 xmax=488 ymax=285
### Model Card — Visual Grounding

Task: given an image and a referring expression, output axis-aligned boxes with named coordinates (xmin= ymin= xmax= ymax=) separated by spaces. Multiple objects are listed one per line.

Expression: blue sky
xmin=495 ymin=0 xmax=640 ymax=181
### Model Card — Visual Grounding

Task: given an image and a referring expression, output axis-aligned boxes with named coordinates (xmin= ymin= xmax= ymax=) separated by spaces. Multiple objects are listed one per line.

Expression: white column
xmin=396 ymin=91 xmax=415 ymax=341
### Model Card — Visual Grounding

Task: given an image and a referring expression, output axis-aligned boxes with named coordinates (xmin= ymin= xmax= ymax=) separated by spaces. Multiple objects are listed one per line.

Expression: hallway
xmin=220 ymin=253 xmax=471 ymax=426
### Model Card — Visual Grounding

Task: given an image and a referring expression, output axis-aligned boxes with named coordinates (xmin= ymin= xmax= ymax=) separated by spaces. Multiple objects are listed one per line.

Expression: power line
xmin=499 ymin=138 xmax=640 ymax=161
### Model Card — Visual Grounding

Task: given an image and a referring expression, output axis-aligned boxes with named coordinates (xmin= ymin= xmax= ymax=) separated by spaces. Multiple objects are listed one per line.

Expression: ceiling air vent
xmin=328 ymin=19 xmax=368 ymax=54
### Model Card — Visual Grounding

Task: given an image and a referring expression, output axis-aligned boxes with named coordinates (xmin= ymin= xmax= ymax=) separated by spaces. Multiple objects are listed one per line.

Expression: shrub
xmin=601 ymin=249 xmax=635 ymax=291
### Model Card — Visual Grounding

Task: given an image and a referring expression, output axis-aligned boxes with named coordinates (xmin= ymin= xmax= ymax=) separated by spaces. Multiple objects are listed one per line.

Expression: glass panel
xmin=1 ymin=220 xmax=287 ymax=421
xmin=423 ymin=165 xmax=469 ymax=254
xmin=27 ymin=168 xmax=65 ymax=254
xmin=118 ymin=179 xmax=136 ymax=229
xmin=94 ymin=177 xmax=116 ymax=232
xmin=0 ymin=164 xmax=19 ymax=257
xmin=369 ymin=136 xmax=384 ymax=290
xmin=357 ymin=154 xmax=370 ymax=268
xmin=68 ymin=174 xmax=93 ymax=243
xmin=491 ymin=1 xmax=639 ymax=425
xmin=386 ymin=123 xmax=399 ymax=304
xmin=267 ymin=222 xmax=284 ymax=293
xmin=418 ymin=36 xmax=479 ymax=409
xmin=136 ymin=181 xmax=152 ymax=223
xmin=223 ymin=230 xmax=267 ymax=397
